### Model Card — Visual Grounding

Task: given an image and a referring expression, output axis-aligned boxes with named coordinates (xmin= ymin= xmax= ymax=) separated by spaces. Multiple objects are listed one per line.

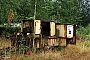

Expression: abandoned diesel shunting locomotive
xmin=11 ymin=19 xmax=76 ymax=51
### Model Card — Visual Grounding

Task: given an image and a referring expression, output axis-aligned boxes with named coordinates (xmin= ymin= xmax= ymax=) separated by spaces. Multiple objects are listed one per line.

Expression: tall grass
xmin=0 ymin=37 xmax=11 ymax=48
xmin=5 ymin=42 xmax=90 ymax=60
xmin=0 ymin=38 xmax=90 ymax=60
xmin=1 ymin=26 xmax=90 ymax=60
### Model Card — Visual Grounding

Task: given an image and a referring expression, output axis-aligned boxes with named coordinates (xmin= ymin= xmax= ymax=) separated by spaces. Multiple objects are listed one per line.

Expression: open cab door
xmin=66 ymin=24 xmax=76 ymax=45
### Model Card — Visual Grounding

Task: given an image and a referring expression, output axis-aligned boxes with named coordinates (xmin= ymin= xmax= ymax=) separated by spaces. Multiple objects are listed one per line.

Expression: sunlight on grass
xmin=0 ymin=37 xmax=90 ymax=60
xmin=78 ymin=40 xmax=90 ymax=53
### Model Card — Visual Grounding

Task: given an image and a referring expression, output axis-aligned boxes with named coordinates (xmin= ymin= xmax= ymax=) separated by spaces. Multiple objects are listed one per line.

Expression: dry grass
xmin=0 ymin=37 xmax=90 ymax=60
xmin=0 ymin=37 xmax=11 ymax=48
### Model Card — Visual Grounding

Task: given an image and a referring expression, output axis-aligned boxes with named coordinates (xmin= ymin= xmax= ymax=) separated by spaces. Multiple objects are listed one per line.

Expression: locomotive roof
xmin=56 ymin=23 xmax=75 ymax=25
xmin=21 ymin=19 xmax=75 ymax=25
xmin=21 ymin=19 xmax=55 ymax=22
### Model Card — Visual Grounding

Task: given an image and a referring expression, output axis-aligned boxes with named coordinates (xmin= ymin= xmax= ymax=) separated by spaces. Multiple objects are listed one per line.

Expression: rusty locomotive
xmin=11 ymin=19 xmax=76 ymax=52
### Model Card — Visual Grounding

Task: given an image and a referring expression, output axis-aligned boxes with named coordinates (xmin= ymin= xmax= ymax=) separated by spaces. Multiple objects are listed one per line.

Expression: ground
xmin=0 ymin=37 xmax=90 ymax=60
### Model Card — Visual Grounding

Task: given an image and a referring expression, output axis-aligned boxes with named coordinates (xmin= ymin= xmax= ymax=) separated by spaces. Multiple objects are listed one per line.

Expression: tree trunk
xmin=34 ymin=0 xmax=37 ymax=20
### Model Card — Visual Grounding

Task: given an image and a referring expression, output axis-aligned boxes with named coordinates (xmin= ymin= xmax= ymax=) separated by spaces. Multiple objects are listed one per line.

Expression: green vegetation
xmin=2 ymin=27 xmax=20 ymax=35
xmin=0 ymin=0 xmax=90 ymax=60
xmin=77 ymin=26 xmax=90 ymax=40
xmin=1 ymin=37 xmax=90 ymax=60
xmin=0 ymin=0 xmax=90 ymax=27
xmin=1 ymin=0 xmax=90 ymax=38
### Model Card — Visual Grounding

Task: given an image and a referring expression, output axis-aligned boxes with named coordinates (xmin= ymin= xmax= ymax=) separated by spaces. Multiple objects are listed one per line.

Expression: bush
xmin=2 ymin=27 xmax=21 ymax=35
xmin=77 ymin=26 xmax=90 ymax=40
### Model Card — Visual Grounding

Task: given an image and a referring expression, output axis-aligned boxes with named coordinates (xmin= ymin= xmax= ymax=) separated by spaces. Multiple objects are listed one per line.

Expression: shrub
xmin=2 ymin=27 xmax=21 ymax=35
xmin=77 ymin=26 xmax=90 ymax=40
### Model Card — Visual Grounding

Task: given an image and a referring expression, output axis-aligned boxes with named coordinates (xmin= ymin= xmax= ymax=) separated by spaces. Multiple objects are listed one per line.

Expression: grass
xmin=0 ymin=37 xmax=11 ymax=48
xmin=0 ymin=37 xmax=90 ymax=60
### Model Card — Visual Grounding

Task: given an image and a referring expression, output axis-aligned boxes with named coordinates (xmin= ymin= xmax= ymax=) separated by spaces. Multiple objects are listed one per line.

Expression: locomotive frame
xmin=11 ymin=19 xmax=76 ymax=52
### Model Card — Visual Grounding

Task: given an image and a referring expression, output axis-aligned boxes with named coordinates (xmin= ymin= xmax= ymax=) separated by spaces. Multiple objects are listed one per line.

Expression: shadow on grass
xmin=36 ymin=46 xmax=66 ymax=54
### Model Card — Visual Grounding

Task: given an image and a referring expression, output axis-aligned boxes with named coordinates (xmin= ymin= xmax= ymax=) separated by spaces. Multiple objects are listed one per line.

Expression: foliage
xmin=2 ymin=27 xmax=20 ymax=35
xmin=1 ymin=37 xmax=90 ymax=60
xmin=77 ymin=26 xmax=90 ymax=39
xmin=19 ymin=34 xmax=30 ymax=52
xmin=80 ymin=0 xmax=90 ymax=26
xmin=0 ymin=0 xmax=90 ymax=27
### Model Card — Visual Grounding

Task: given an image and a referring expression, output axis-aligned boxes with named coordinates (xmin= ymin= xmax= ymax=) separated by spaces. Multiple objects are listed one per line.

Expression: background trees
xmin=0 ymin=0 xmax=90 ymax=26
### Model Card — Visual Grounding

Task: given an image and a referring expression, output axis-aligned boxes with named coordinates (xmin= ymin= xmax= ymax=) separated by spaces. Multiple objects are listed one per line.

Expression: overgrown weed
xmin=0 ymin=37 xmax=90 ymax=60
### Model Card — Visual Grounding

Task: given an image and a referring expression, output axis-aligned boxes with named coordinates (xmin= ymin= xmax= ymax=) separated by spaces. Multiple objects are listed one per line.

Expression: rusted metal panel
xmin=67 ymin=25 xmax=73 ymax=38
xmin=34 ymin=20 xmax=41 ymax=34
xmin=24 ymin=21 xmax=31 ymax=28
xmin=21 ymin=20 xmax=34 ymax=33
xmin=50 ymin=22 xmax=55 ymax=36
xmin=56 ymin=24 xmax=66 ymax=37
xmin=58 ymin=38 xmax=66 ymax=46
xmin=48 ymin=39 xmax=56 ymax=46
xmin=66 ymin=24 xmax=76 ymax=45
xmin=36 ymin=42 xmax=39 ymax=48
xmin=54 ymin=38 xmax=66 ymax=46
xmin=47 ymin=36 xmax=58 ymax=46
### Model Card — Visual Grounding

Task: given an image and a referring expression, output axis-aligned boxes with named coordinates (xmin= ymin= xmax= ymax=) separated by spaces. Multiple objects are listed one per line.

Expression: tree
xmin=80 ymin=0 xmax=90 ymax=26
xmin=57 ymin=0 xmax=83 ymax=25
xmin=0 ymin=0 xmax=21 ymax=24
xmin=0 ymin=0 xmax=89 ymax=27
xmin=7 ymin=10 xmax=14 ymax=25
